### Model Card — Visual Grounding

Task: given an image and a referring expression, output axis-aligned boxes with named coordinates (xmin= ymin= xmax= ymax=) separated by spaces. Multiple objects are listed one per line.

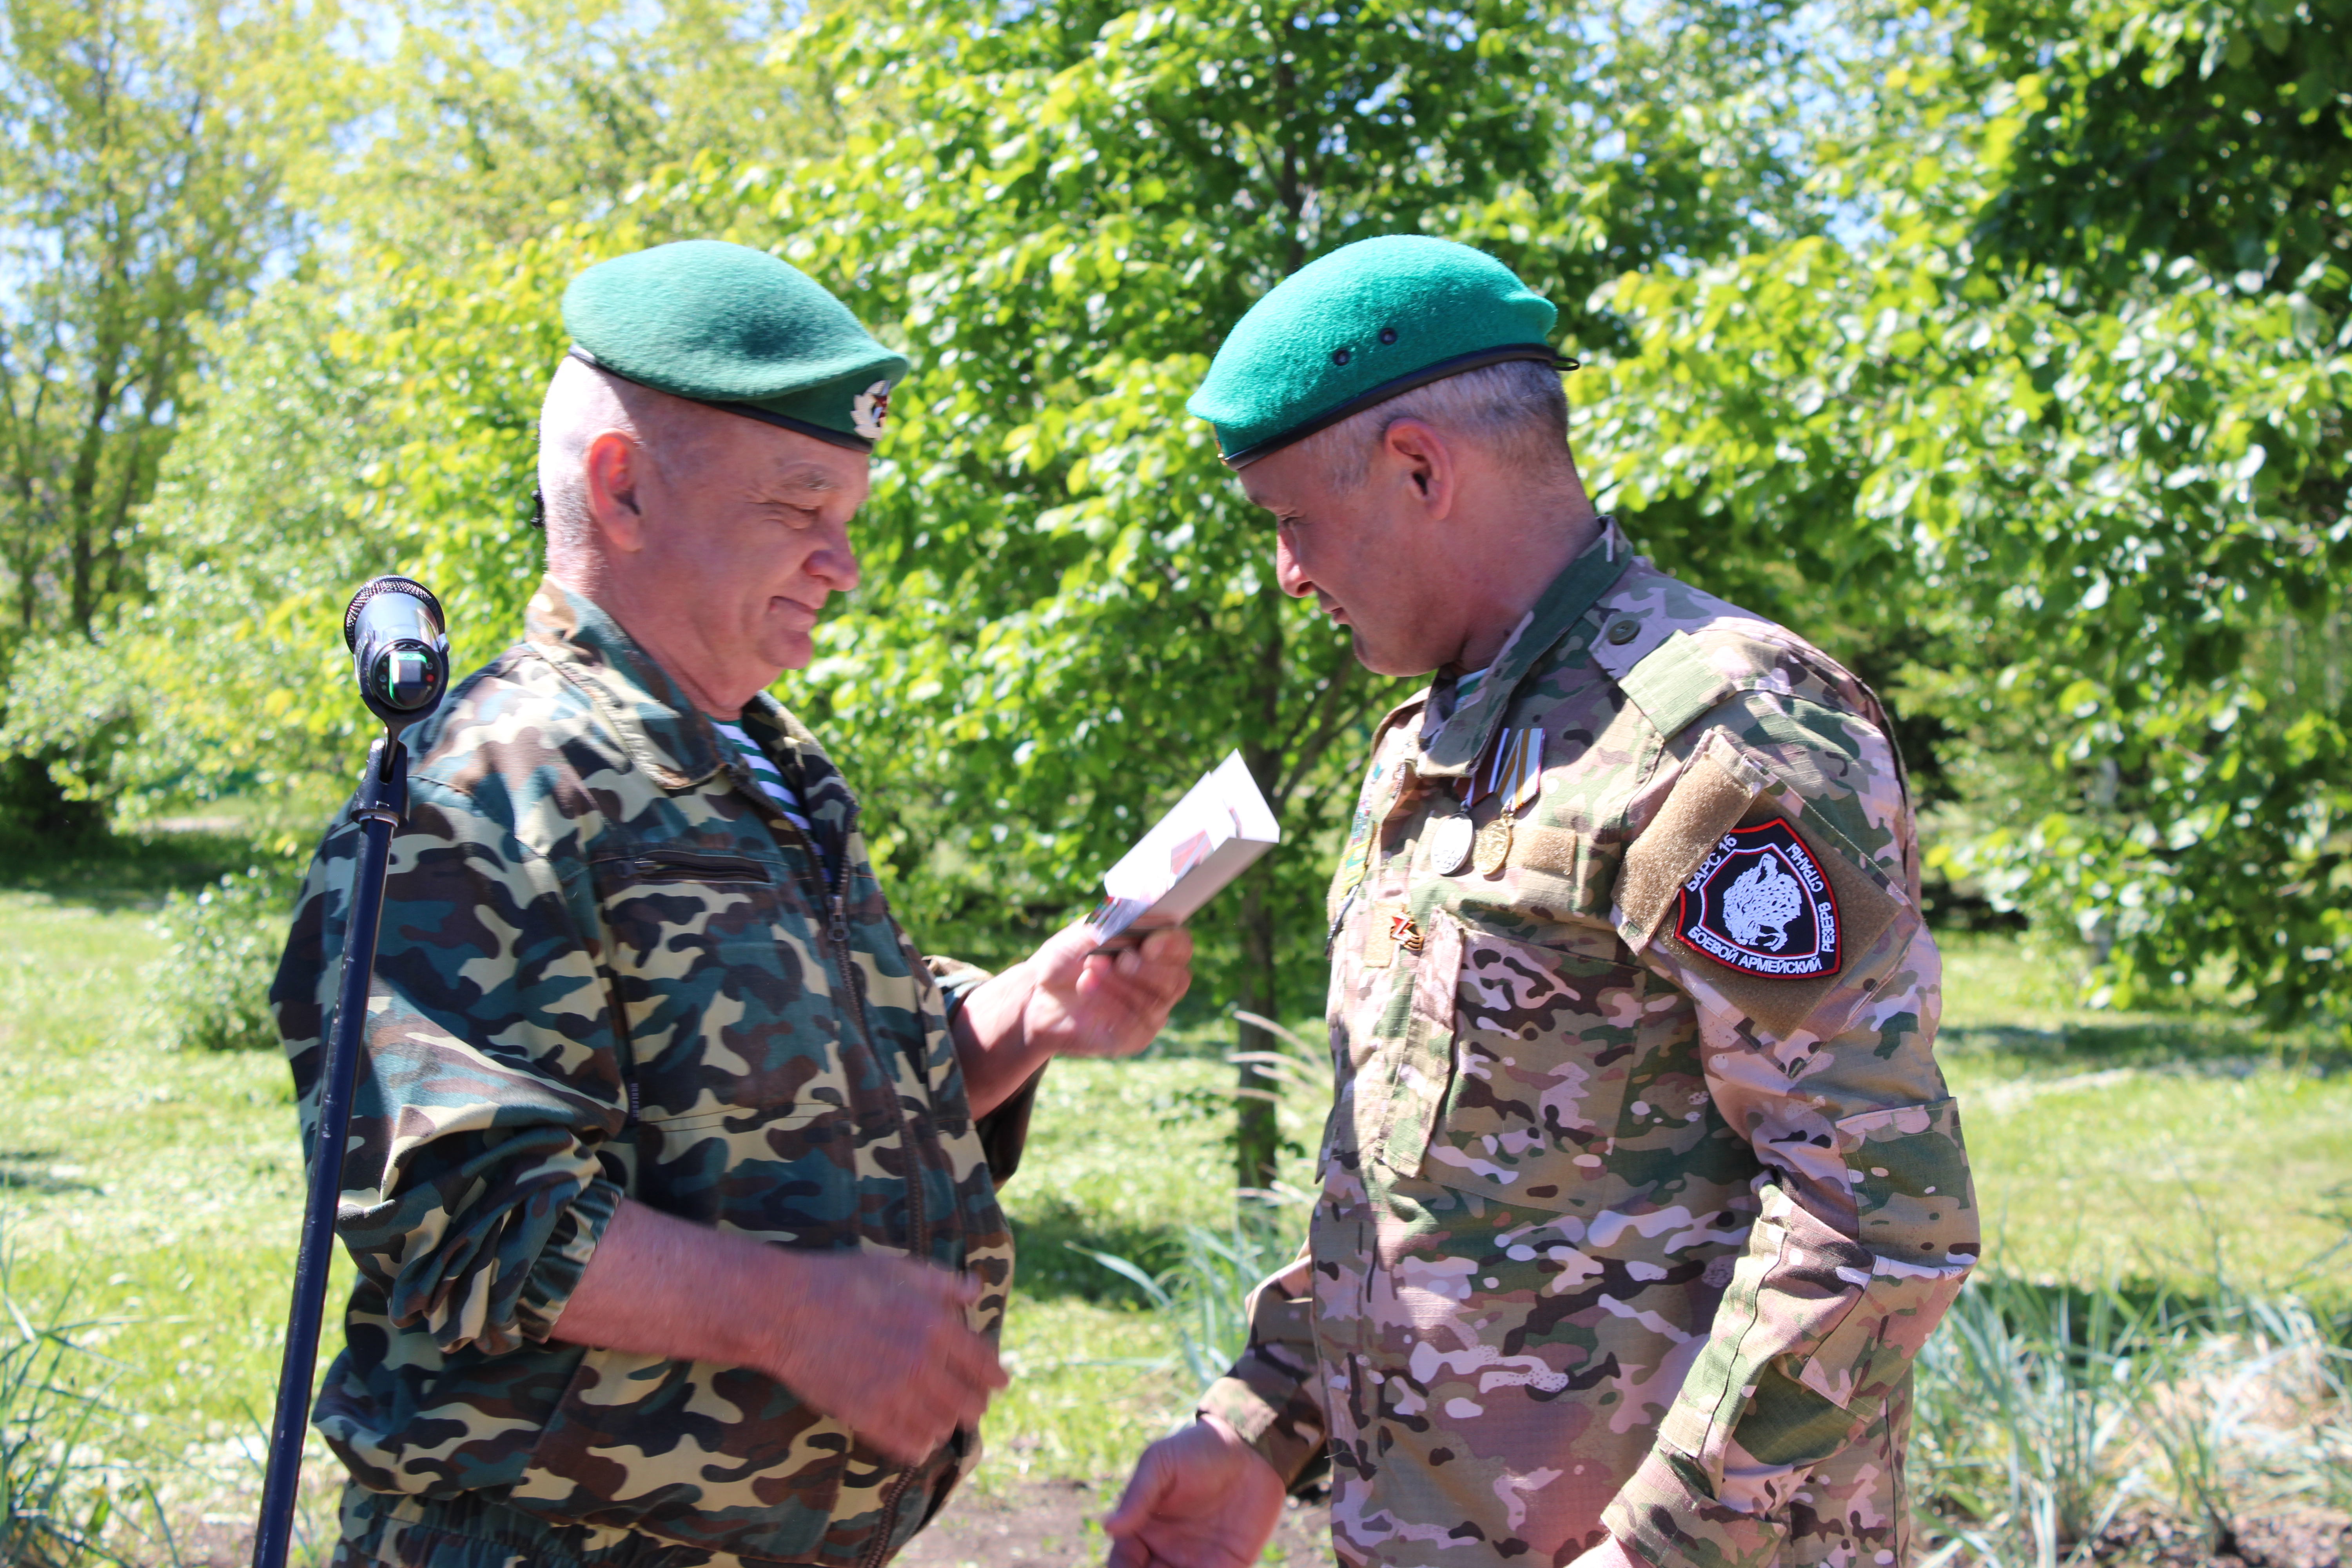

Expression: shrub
xmin=144 ymin=866 xmax=300 ymax=1052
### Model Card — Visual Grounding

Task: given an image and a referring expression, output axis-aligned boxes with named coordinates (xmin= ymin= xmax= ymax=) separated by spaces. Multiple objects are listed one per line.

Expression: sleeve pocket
xmin=1796 ymin=1097 xmax=1977 ymax=1408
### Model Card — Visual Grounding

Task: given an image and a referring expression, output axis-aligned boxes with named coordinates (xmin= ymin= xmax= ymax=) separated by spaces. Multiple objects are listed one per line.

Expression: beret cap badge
xmin=851 ymin=380 xmax=892 ymax=441
xmin=560 ymin=240 xmax=909 ymax=453
xmin=1187 ymin=234 xmax=1572 ymax=467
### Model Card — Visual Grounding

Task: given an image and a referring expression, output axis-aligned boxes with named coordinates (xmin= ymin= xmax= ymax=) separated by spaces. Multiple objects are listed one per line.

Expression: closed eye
xmin=765 ymin=501 xmax=826 ymax=530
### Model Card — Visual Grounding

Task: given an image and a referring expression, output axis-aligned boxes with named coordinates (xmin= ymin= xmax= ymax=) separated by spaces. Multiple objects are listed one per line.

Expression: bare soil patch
xmin=2094 ymin=1509 xmax=2352 ymax=1567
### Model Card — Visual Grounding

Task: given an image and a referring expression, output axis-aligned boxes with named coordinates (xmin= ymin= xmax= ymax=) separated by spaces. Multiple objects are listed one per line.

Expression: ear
xmin=1379 ymin=418 xmax=1457 ymax=521
xmin=584 ymin=430 xmax=650 ymax=552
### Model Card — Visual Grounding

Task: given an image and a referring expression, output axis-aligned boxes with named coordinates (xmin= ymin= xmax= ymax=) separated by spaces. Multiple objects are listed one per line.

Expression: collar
xmin=1416 ymin=516 xmax=1635 ymax=777
xmin=524 ymin=579 xmax=756 ymax=791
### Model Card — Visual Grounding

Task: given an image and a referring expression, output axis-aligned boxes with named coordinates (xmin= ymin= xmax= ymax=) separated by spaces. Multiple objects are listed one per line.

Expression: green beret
xmin=1187 ymin=236 xmax=1567 ymax=467
xmin=561 ymin=240 xmax=910 ymax=453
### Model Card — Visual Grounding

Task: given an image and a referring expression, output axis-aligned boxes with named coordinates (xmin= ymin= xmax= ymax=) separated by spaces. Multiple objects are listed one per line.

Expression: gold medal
xmin=1472 ymin=814 xmax=1513 ymax=874
xmin=1467 ymin=728 xmax=1544 ymax=877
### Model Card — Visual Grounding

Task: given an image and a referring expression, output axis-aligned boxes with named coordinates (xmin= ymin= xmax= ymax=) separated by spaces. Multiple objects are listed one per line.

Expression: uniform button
xmin=1606 ymin=619 xmax=1639 ymax=644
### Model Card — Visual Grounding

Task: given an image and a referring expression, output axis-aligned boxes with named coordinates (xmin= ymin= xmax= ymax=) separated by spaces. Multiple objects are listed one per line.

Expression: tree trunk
xmin=1233 ymin=858 xmax=1281 ymax=1191
xmin=1234 ymin=601 xmax=1286 ymax=1192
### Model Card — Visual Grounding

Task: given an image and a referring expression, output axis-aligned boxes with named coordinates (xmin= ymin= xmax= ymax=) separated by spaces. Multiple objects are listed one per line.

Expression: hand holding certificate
xmin=1087 ymin=751 xmax=1281 ymax=947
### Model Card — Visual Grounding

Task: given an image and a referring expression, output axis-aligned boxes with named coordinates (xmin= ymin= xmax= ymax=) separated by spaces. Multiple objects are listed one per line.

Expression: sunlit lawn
xmin=1937 ymin=931 xmax=2352 ymax=1300
xmin=0 ymin=856 xmax=2343 ymax=1550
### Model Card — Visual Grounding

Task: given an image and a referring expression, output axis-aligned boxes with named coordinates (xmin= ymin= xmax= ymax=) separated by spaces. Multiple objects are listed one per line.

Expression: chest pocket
xmin=1410 ymin=927 xmax=1655 ymax=1214
xmin=592 ymin=847 xmax=844 ymax=1140
xmin=1360 ymin=913 xmax=1463 ymax=1182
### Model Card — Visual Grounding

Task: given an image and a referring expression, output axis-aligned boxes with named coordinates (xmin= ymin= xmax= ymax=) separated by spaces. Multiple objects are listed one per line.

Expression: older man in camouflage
xmin=272 ymin=240 xmax=1192 ymax=1568
xmin=1103 ymin=236 xmax=1978 ymax=1568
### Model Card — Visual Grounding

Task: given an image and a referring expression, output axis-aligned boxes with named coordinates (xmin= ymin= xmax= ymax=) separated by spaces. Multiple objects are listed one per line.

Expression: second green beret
xmin=1187 ymin=236 xmax=1565 ymax=467
xmin=562 ymin=240 xmax=910 ymax=452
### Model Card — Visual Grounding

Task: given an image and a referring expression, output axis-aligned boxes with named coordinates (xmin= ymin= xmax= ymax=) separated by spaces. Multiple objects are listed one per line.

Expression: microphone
xmin=342 ymin=576 xmax=450 ymax=730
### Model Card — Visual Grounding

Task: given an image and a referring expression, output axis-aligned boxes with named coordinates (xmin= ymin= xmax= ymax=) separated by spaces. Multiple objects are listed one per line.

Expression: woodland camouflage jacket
xmin=272 ymin=583 xmax=1014 ymax=1568
xmin=1202 ymin=520 xmax=1979 ymax=1568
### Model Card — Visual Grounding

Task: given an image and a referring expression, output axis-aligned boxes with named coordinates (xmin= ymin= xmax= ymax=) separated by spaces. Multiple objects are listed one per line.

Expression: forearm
xmin=948 ymin=963 xmax=1054 ymax=1119
xmin=546 ymin=1198 xmax=1006 ymax=1464
xmin=1199 ymin=1244 xmax=1327 ymax=1491
xmin=546 ymin=1197 xmax=799 ymax=1374
xmin=1604 ymin=1111 xmax=1975 ymax=1564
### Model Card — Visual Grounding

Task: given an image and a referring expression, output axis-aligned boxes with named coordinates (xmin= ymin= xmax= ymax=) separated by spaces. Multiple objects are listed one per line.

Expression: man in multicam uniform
xmin=1103 ymin=236 xmax=1978 ymax=1568
xmin=271 ymin=241 xmax=1192 ymax=1568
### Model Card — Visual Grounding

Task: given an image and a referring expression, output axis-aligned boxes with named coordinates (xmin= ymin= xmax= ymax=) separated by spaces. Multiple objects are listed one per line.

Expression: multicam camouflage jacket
xmin=271 ymin=582 xmax=1015 ymax=1568
xmin=1202 ymin=520 xmax=1979 ymax=1568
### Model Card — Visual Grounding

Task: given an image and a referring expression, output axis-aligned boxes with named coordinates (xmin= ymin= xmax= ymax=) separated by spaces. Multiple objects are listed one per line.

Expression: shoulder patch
xmin=1616 ymin=631 xmax=1733 ymax=739
xmin=1674 ymin=818 xmax=1842 ymax=980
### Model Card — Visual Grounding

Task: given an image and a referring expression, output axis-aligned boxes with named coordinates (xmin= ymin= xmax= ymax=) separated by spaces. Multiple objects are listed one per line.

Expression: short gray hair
xmin=536 ymin=357 xmax=719 ymax=559
xmin=1291 ymin=358 xmax=1572 ymax=492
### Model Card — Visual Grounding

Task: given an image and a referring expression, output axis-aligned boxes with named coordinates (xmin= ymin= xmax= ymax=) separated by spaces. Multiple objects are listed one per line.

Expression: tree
xmin=762 ymin=0 xmax=1829 ymax=1185
xmin=2 ymin=0 xmax=848 ymax=831
xmin=0 ymin=0 xmax=337 ymax=644
xmin=1575 ymin=0 xmax=2352 ymax=1025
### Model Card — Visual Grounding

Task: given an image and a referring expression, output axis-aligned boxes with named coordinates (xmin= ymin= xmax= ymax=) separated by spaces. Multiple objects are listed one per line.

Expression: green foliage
xmin=328 ymin=0 xmax=841 ymax=251
xmin=143 ymin=867 xmax=299 ymax=1053
xmin=0 ymin=0 xmax=849 ymax=844
xmin=1578 ymin=0 xmax=2352 ymax=1024
xmin=1966 ymin=0 xmax=2352 ymax=300
xmin=15 ymin=0 xmax=2344 ymax=1088
xmin=1911 ymin=1274 xmax=2352 ymax=1563
xmin=0 ymin=0 xmax=344 ymax=649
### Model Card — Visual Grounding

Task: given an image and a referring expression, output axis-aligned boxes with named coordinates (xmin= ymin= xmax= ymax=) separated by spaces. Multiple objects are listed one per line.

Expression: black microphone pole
xmin=251 ymin=577 xmax=450 ymax=1568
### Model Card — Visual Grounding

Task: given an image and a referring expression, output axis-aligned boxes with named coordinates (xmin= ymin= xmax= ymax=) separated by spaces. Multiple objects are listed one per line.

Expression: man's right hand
xmin=762 ymin=1249 xmax=1007 ymax=1464
xmin=1102 ymin=1415 xmax=1286 ymax=1568
xmin=552 ymin=1198 xmax=1007 ymax=1468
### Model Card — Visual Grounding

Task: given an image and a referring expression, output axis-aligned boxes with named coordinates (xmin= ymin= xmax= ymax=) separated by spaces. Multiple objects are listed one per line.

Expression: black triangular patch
xmin=1673 ymin=818 xmax=1843 ymax=980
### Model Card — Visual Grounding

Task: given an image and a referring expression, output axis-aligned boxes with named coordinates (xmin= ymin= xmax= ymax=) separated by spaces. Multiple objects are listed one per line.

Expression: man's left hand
xmin=951 ymin=921 xmax=1193 ymax=1114
xmin=1019 ymin=921 xmax=1193 ymax=1059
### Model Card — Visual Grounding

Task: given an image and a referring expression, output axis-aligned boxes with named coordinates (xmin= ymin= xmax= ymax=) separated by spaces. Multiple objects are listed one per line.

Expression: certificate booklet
xmin=1087 ymin=750 xmax=1280 ymax=939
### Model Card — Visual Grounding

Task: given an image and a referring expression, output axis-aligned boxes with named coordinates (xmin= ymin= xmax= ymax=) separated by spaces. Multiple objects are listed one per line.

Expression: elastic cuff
xmin=924 ymin=955 xmax=993 ymax=1022
xmin=514 ymin=1176 xmax=625 ymax=1343
xmin=1200 ymin=1361 xmax=1326 ymax=1494
xmin=1603 ymin=1445 xmax=1786 ymax=1568
xmin=975 ymin=1065 xmax=1045 ymax=1185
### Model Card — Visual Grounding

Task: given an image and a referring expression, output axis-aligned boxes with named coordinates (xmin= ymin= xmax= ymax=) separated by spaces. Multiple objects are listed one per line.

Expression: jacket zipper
xmin=729 ymin=746 xmax=942 ymax=1559
xmin=809 ymin=799 xmax=935 ymax=1568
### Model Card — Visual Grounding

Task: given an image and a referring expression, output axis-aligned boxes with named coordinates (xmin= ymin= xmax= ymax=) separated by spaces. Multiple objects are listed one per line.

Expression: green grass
xmin=0 ymin=870 xmax=351 ymax=1557
xmin=1937 ymin=931 xmax=2352 ymax=1303
xmin=0 ymin=848 xmax=2344 ymax=1555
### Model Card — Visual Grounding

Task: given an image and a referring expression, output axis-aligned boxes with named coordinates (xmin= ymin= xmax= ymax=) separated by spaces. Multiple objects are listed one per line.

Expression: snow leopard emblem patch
xmin=1674 ymin=818 xmax=1842 ymax=979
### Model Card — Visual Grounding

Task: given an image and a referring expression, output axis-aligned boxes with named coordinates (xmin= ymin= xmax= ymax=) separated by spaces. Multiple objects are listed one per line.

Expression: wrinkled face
xmin=1240 ymin=436 xmax=1459 ymax=677
xmin=629 ymin=414 xmax=870 ymax=684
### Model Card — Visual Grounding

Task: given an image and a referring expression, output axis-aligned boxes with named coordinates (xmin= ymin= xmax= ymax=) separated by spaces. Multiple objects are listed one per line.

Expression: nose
xmin=806 ymin=514 xmax=861 ymax=594
xmin=1273 ymin=527 xmax=1311 ymax=599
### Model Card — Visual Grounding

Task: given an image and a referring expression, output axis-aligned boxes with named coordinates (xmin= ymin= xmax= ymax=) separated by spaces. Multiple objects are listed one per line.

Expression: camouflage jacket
xmin=1202 ymin=521 xmax=1978 ymax=1568
xmin=272 ymin=582 xmax=1015 ymax=1568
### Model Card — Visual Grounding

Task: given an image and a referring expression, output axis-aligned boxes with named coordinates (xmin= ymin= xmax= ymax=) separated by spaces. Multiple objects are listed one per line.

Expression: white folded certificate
xmin=1087 ymin=750 xmax=1280 ymax=940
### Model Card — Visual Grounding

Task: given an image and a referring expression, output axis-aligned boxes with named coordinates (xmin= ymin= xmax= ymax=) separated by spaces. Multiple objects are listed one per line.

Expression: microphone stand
xmin=249 ymin=732 xmax=408 ymax=1568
